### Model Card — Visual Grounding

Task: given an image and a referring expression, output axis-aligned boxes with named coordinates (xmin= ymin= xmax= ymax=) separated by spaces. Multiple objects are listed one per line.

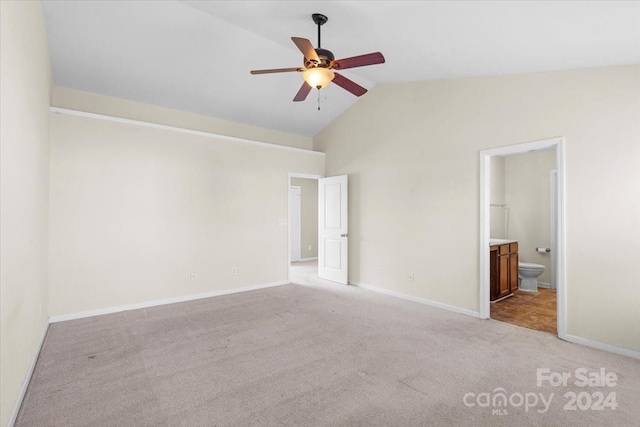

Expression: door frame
xmin=287 ymin=172 xmax=324 ymax=284
xmin=550 ymin=169 xmax=558 ymax=289
xmin=289 ymin=185 xmax=302 ymax=262
xmin=479 ymin=136 xmax=567 ymax=340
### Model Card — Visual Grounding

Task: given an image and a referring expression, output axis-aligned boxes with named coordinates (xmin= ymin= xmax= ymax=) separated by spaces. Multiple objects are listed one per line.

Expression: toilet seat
xmin=519 ymin=262 xmax=544 ymax=270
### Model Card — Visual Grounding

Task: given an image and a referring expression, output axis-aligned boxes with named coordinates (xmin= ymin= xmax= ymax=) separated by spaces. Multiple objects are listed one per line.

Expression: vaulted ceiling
xmin=42 ymin=1 xmax=640 ymax=136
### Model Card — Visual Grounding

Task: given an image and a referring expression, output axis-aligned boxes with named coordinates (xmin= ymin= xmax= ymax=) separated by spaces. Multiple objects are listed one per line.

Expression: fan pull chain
xmin=317 ymin=90 xmax=320 ymax=111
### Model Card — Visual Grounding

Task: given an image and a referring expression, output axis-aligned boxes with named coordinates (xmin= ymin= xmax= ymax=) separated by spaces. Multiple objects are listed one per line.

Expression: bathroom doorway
xmin=479 ymin=137 xmax=566 ymax=339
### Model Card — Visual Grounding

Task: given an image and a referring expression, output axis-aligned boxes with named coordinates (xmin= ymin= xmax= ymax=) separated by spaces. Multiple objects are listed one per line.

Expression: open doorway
xmin=488 ymin=150 xmax=557 ymax=334
xmin=288 ymin=173 xmax=322 ymax=284
xmin=479 ymin=137 xmax=566 ymax=339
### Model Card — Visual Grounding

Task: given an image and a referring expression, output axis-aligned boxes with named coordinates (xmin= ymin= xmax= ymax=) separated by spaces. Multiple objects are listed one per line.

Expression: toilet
xmin=518 ymin=262 xmax=545 ymax=292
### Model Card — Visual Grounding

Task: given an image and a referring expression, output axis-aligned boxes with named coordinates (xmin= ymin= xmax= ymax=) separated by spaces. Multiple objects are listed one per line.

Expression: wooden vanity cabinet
xmin=490 ymin=242 xmax=519 ymax=301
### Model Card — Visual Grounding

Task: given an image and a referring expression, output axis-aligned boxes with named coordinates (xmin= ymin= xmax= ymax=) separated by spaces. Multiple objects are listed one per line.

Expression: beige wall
xmin=314 ymin=65 xmax=640 ymax=353
xmin=291 ymin=178 xmax=318 ymax=259
xmin=490 ymin=156 xmax=506 ymax=239
xmin=53 ymin=86 xmax=314 ymax=151
xmin=49 ymin=111 xmax=324 ymax=317
xmin=0 ymin=1 xmax=52 ymax=424
xmin=505 ymin=150 xmax=556 ymax=284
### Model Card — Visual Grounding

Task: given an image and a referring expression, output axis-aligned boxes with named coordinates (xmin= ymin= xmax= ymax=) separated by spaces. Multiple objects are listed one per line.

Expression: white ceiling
xmin=42 ymin=1 xmax=640 ymax=137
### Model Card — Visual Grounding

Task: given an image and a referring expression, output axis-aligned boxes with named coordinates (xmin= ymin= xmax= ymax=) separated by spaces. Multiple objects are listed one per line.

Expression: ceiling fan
xmin=250 ymin=13 xmax=385 ymax=106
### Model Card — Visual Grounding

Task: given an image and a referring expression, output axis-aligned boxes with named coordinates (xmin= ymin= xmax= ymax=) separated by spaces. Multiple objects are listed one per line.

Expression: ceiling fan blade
xmin=332 ymin=73 xmax=367 ymax=97
xmin=332 ymin=52 xmax=385 ymax=70
xmin=250 ymin=67 xmax=303 ymax=75
xmin=291 ymin=37 xmax=319 ymax=62
xmin=293 ymin=81 xmax=313 ymax=102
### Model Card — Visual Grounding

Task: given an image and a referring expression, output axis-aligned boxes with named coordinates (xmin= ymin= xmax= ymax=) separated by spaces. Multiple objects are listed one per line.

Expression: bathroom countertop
xmin=489 ymin=238 xmax=517 ymax=246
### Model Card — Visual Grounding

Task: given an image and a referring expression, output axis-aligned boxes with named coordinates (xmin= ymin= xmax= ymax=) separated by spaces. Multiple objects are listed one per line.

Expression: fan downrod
xmin=312 ymin=13 xmax=328 ymax=49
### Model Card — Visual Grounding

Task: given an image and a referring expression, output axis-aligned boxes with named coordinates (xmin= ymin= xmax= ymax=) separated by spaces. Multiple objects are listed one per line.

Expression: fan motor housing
xmin=305 ymin=48 xmax=334 ymax=69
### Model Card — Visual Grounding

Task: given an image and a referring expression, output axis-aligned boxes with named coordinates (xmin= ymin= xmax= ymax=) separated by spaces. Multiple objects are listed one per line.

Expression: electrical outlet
xmin=190 ymin=272 xmax=197 ymax=280
xmin=308 ymin=245 xmax=312 ymax=251
xmin=408 ymin=273 xmax=415 ymax=282
xmin=377 ymin=268 xmax=383 ymax=276
xmin=232 ymin=267 xmax=238 ymax=275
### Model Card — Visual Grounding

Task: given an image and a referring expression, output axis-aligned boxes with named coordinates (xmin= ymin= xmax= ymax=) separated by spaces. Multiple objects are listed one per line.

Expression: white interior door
xmin=318 ymin=175 xmax=348 ymax=284
xmin=289 ymin=186 xmax=301 ymax=262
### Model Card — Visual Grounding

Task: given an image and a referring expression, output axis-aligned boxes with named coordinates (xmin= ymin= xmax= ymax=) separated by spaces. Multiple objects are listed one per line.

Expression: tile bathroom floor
xmin=490 ymin=288 xmax=557 ymax=334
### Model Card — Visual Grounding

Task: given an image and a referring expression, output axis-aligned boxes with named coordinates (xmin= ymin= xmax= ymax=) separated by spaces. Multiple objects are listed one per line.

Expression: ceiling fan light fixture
xmin=303 ymin=67 xmax=334 ymax=90
xmin=250 ymin=14 xmax=384 ymax=103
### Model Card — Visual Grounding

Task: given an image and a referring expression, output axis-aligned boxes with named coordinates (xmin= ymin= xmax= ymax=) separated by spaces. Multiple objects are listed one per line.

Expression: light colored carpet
xmin=16 ymin=261 xmax=640 ymax=426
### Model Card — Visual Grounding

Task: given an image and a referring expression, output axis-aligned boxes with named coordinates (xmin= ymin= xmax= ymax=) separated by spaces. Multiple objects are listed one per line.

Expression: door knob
xmin=341 ymin=233 xmax=349 ymax=237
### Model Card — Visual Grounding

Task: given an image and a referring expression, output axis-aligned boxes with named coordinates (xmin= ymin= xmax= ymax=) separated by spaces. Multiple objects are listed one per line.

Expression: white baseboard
xmin=8 ymin=321 xmax=49 ymax=427
xmin=537 ymin=282 xmax=554 ymax=289
xmin=49 ymin=280 xmax=289 ymax=323
xmin=563 ymin=334 xmax=640 ymax=360
xmin=298 ymin=257 xmax=318 ymax=262
xmin=350 ymin=281 xmax=481 ymax=318
xmin=490 ymin=293 xmax=514 ymax=303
